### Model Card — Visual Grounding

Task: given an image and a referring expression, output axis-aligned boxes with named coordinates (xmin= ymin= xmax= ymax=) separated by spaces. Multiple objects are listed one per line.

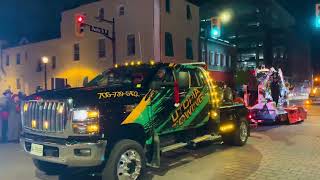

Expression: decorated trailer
xmin=246 ymin=67 xmax=306 ymax=125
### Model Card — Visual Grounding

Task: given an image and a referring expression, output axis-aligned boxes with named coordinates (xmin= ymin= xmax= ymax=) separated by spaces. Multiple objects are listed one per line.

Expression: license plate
xmin=30 ymin=144 xmax=44 ymax=157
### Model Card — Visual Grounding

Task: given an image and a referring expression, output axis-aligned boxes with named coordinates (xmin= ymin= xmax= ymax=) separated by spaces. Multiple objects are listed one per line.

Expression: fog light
xmin=220 ymin=123 xmax=234 ymax=132
xmin=74 ymin=149 xmax=91 ymax=157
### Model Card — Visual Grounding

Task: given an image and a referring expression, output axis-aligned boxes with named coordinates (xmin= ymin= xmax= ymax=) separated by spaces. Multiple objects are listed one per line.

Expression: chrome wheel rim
xmin=240 ymin=122 xmax=248 ymax=142
xmin=117 ymin=149 xmax=142 ymax=180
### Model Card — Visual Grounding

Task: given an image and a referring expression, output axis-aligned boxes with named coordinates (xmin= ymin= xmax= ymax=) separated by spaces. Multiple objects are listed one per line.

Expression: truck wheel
xmin=33 ymin=159 xmax=65 ymax=175
xmin=222 ymin=119 xmax=249 ymax=146
xmin=102 ymin=139 xmax=146 ymax=180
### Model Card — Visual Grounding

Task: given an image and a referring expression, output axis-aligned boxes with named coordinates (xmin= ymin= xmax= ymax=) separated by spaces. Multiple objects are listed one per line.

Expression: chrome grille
xmin=22 ymin=100 xmax=68 ymax=132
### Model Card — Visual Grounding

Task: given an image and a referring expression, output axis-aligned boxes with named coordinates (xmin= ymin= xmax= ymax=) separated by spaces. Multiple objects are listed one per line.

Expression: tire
xmin=33 ymin=159 xmax=65 ymax=175
xmin=222 ymin=119 xmax=249 ymax=146
xmin=101 ymin=139 xmax=146 ymax=180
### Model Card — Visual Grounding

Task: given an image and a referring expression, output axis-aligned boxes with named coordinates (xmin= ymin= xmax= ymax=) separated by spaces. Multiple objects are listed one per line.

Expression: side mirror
xmin=177 ymin=72 xmax=190 ymax=89
xmin=83 ymin=76 xmax=89 ymax=87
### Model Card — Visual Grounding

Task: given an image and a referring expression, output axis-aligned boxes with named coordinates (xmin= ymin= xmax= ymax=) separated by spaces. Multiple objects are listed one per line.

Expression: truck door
xmin=153 ymin=67 xmax=211 ymax=134
xmin=148 ymin=67 xmax=177 ymax=134
xmin=172 ymin=68 xmax=211 ymax=130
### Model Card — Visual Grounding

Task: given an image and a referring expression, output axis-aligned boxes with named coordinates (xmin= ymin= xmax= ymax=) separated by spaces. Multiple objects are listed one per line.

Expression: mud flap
xmin=148 ymin=132 xmax=160 ymax=168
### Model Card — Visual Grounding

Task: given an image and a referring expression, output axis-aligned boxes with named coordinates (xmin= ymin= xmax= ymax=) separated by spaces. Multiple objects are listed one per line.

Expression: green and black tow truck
xmin=20 ymin=62 xmax=249 ymax=180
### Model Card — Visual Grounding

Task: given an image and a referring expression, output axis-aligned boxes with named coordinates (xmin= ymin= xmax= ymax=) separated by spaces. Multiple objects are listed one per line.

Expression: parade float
xmin=246 ymin=66 xmax=307 ymax=125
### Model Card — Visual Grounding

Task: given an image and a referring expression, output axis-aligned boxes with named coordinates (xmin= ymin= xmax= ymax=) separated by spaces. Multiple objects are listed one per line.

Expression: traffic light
xmin=75 ymin=14 xmax=86 ymax=37
xmin=210 ymin=17 xmax=221 ymax=38
xmin=316 ymin=4 xmax=320 ymax=28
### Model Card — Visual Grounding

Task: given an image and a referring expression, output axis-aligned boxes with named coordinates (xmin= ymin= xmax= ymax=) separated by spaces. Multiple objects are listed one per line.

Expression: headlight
xmin=72 ymin=108 xmax=100 ymax=135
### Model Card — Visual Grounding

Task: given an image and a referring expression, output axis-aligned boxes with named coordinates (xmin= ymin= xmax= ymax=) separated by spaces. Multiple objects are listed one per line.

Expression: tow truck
xmin=307 ymin=76 xmax=320 ymax=104
xmin=20 ymin=62 xmax=249 ymax=180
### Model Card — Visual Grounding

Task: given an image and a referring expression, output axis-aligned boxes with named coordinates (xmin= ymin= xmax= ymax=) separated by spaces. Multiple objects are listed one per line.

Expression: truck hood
xmin=26 ymin=86 xmax=146 ymax=108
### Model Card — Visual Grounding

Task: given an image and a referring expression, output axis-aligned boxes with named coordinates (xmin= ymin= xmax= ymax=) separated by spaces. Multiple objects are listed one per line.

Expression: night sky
xmin=0 ymin=0 xmax=319 ymax=69
xmin=0 ymin=0 xmax=96 ymax=44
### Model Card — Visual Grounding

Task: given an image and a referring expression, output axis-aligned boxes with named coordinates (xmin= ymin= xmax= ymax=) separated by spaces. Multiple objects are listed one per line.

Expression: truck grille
xmin=22 ymin=100 xmax=69 ymax=132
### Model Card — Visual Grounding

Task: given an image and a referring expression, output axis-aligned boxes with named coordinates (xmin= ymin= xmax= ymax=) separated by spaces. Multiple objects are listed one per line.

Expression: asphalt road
xmin=0 ymin=103 xmax=319 ymax=180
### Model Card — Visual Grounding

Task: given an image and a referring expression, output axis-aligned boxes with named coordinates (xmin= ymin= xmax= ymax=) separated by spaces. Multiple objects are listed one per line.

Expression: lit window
xmin=166 ymin=0 xmax=171 ymax=13
xmin=127 ymin=34 xmax=135 ymax=56
xmin=98 ymin=39 xmax=106 ymax=58
xmin=6 ymin=55 xmax=9 ymax=66
xmin=165 ymin=32 xmax=174 ymax=57
xmin=52 ymin=56 xmax=56 ymax=69
xmin=16 ymin=53 xmax=21 ymax=65
xmin=119 ymin=5 xmax=125 ymax=16
xmin=187 ymin=5 xmax=192 ymax=20
xmin=74 ymin=43 xmax=80 ymax=61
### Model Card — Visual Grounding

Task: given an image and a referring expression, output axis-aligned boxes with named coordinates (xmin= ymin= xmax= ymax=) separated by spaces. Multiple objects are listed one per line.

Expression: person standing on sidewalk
xmin=8 ymin=94 xmax=21 ymax=143
xmin=0 ymin=90 xmax=12 ymax=143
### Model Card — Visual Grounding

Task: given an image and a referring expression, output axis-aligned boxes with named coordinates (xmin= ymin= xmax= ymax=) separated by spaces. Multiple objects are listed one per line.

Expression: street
xmin=0 ymin=103 xmax=318 ymax=180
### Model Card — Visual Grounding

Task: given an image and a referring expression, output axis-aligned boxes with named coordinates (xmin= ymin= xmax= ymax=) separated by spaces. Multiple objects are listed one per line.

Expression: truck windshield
xmin=85 ymin=66 xmax=158 ymax=88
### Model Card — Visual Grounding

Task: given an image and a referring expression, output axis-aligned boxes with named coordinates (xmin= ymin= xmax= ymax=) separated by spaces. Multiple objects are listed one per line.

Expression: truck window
xmin=154 ymin=67 xmax=174 ymax=83
xmin=189 ymin=69 xmax=204 ymax=87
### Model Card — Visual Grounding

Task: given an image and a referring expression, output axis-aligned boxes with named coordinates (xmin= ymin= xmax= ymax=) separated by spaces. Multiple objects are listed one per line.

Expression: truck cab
xmin=20 ymin=62 xmax=249 ymax=180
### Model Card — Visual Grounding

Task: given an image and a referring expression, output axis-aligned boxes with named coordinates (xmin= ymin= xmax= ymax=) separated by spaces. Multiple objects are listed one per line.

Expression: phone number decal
xmin=98 ymin=91 xmax=139 ymax=99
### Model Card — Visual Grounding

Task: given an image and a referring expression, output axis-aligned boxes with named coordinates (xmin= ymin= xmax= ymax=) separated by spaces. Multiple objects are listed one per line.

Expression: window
xmin=214 ymin=52 xmax=219 ymax=65
xmin=201 ymin=51 xmax=206 ymax=62
xmin=52 ymin=56 xmax=56 ymax=69
xmin=98 ymin=8 xmax=104 ymax=19
xmin=165 ymin=32 xmax=174 ymax=57
xmin=228 ymin=55 xmax=232 ymax=67
xmin=25 ymin=52 xmax=28 ymax=61
xmin=119 ymin=5 xmax=125 ymax=16
xmin=16 ymin=53 xmax=21 ymax=65
xmin=186 ymin=38 xmax=193 ymax=60
xmin=209 ymin=51 xmax=213 ymax=65
xmin=36 ymin=60 xmax=42 ymax=72
xmin=189 ymin=69 xmax=204 ymax=87
xmin=166 ymin=0 xmax=171 ymax=13
xmin=98 ymin=39 xmax=106 ymax=58
xmin=16 ymin=79 xmax=21 ymax=90
xmin=186 ymin=5 xmax=192 ymax=20
xmin=221 ymin=54 xmax=225 ymax=66
xmin=6 ymin=55 xmax=9 ymax=66
xmin=74 ymin=43 xmax=80 ymax=61
xmin=127 ymin=34 xmax=135 ymax=56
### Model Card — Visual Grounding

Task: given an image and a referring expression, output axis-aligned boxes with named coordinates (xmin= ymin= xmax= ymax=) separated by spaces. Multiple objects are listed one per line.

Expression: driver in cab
xmin=151 ymin=68 xmax=174 ymax=89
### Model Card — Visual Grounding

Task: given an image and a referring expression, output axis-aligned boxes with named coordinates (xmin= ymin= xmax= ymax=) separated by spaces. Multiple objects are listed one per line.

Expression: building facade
xmin=200 ymin=37 xmax=236 ymax=84
xmin=0 ymin=0 xmax=199 ymax=94
xmin=198 ymin=0 xmax=297 ymax=72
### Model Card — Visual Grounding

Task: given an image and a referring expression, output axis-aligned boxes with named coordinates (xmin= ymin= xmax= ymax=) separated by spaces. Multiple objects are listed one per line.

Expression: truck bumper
xmin=20 ymin=136 xmax=107 ymax=167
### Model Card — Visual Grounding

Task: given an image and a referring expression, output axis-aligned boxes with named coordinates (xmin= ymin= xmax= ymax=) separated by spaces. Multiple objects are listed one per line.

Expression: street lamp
xmin=42 ymin=56 xmax=49 ymax=90
xmin=219 ymin=10 xmax=232 ymax=24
